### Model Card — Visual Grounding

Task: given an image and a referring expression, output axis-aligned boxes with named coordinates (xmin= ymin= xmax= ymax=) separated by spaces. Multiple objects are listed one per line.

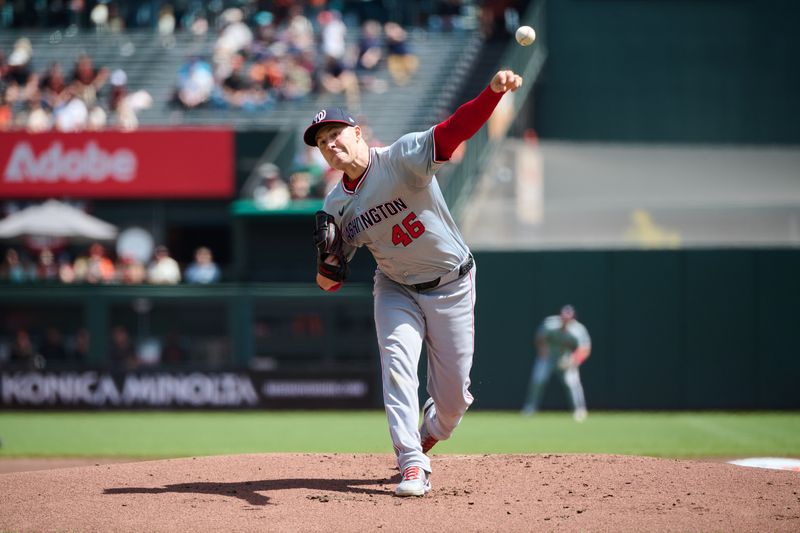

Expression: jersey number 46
xmin=392 ymin=212 xmax=426 ymax=247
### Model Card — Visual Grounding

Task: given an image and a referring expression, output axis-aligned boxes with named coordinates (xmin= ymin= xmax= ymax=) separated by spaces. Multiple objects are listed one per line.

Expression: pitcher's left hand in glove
xmin=314 ymin=210 xmax=349 ymax=284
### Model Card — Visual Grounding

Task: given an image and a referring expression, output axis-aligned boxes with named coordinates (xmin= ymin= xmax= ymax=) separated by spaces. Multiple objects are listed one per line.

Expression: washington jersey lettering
xmin=322 ymin=127 xmax=470 ymax=286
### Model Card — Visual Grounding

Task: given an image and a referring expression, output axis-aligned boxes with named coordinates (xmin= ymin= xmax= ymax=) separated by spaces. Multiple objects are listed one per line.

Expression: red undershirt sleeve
xmin=433 ymin=85 xmax=504 ymax=162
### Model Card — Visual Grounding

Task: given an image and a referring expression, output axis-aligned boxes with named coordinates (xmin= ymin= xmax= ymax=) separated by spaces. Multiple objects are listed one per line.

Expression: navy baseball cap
xmin=303 ymin=107 xmax=357 ymax=147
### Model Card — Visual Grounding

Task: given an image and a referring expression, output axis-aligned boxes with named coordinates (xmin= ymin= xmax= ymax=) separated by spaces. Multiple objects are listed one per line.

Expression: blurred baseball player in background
xmin=308 ymin=70 xmax=523 ymax=496
xmin=521 ymin=305 xmax=592 ymax=422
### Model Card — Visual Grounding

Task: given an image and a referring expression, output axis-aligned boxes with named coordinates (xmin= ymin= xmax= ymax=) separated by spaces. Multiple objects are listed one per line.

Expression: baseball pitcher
xmin=308 ymin=70 xmax=523 ymax=496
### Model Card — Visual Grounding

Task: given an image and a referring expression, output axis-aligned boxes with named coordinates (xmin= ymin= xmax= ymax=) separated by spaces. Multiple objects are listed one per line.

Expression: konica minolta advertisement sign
xmin=0 ymin=370 xmax=377 ymax=410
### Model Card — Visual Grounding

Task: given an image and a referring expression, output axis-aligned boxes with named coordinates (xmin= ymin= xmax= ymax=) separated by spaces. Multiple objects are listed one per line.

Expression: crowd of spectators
xmin=0 ymin=1 xmax=482 ymax=33
xmin=0 ymin=242 xmax=221 ymax=285
xmin=1 ymin=1 xmax=526 ymax=130
xmin=170 ymin=5 xmax=424 ymax=114
xmin=0 ymin=3 xmax=428 ymax=129
xmin=0 ymin=321 xmax=192 ymax=371
xmin=0 ymin=325 xmax=90 ymax=371
xmin=0 ymin=239 xmax=222 ymax=370
xmin=0 ymin=37 xmax=152 ymax=132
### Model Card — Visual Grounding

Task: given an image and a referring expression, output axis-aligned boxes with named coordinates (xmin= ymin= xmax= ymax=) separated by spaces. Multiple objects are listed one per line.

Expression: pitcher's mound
xmin=1 ymin=453 xmax=797 ymax=532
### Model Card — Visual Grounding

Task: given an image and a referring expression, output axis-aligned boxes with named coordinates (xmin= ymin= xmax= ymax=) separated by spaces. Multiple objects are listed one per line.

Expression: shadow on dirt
xmin=104 ymin=474 xmax=402 ymax=505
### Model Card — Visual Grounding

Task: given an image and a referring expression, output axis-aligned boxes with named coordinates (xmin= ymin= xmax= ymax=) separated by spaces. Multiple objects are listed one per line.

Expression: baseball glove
xmin=558 ymin=354 xmax=575 ymax=371
xmin=313 ymin=210 xmax=349 ymax=282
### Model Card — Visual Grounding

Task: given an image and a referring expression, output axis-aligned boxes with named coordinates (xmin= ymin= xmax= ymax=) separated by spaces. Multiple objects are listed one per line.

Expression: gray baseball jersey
xmin=539 ymin=316 xmax=592 ymax=357
xmin=322 ymin=127 xmax=470 ymax=285
xmin=323 ymin=126 xmax=476 ymax=476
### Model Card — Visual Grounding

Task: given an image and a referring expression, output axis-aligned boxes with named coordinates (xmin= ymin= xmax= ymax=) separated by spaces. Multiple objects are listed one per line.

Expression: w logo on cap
xmin=304 ymin=108 xmax=357 ymax=146
xmin=313 ymin=110 xmax=327 ymax=124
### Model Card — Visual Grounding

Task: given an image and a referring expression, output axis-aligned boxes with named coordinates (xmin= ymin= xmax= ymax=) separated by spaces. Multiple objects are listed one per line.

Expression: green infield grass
xmin=0 ymin=411 xmax=798 ymax=459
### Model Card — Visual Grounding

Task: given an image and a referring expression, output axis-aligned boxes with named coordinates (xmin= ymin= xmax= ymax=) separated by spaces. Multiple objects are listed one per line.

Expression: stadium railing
xmin=441 ymin=0 xmax=549 ymax=222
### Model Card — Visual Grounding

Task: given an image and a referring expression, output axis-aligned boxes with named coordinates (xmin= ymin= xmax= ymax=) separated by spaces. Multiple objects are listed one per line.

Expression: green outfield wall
xmin=470 ymin=249 xmax=800 ymax=410
xmin=533 ymin=0 xmax=800 ymax=143
xmin=1 ymin=249 xmax=797 ymax=410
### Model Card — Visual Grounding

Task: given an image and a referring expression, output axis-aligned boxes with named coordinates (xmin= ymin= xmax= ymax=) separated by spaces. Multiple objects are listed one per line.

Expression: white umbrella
xmin=0 ymin=200 xmax=118 ymax=241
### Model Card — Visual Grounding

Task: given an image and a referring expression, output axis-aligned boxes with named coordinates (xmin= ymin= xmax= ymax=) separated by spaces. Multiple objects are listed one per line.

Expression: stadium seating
xmin=1 ymin=27 xmax=482 ymax=144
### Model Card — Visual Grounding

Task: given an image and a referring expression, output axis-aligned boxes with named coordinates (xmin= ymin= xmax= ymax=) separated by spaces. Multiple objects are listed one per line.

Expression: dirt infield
xmin=1 ymin=453 xmax=798 ymax=532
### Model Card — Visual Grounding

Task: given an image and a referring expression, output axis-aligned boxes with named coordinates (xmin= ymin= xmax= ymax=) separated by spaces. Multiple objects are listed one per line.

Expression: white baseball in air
xmin=515 ymin=25 xmax=536 ymax=46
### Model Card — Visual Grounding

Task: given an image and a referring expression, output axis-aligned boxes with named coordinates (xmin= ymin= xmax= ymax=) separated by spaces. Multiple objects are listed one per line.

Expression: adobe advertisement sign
xmin=0 ymin=129 xmax=234 ymax=198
